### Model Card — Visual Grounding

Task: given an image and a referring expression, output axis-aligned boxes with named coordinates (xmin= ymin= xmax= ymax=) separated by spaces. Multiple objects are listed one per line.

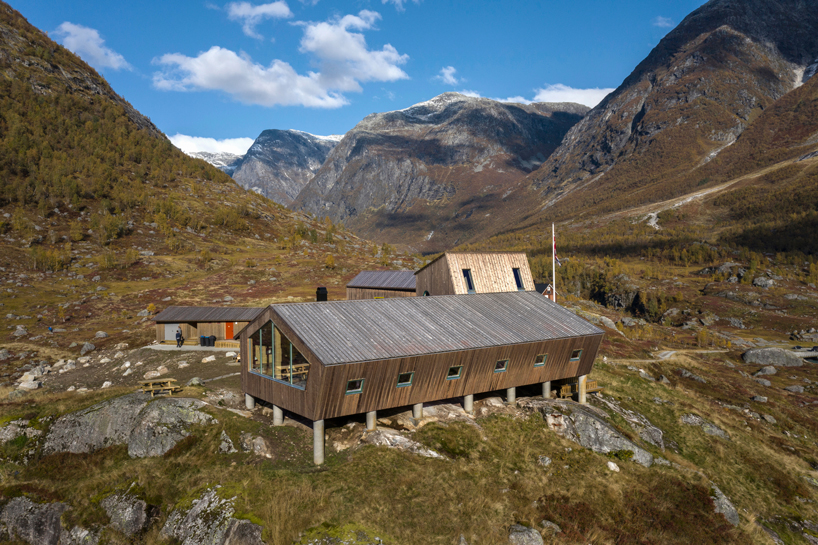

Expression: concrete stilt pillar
xmin=244 ymin=394 xmax=255 ymax=410
xmin=412 ymin=403 xmax=423 ymax=419
xmin=313 ymin=420 xmax=325 ymax=465
xmin=542 ymin=381 xmax=552 ymax=399
xmin=366 ymin=410 xmax=377 ymax=431
xmin=272 ymin=405 xmax=283 ymax=426
xmin=463 ymin=394 xmax=474 ymax=414
xmin=506 ymin=387 xmax=516 ymax=405
xmin=578 ymin=375 xmax=588 ymax=405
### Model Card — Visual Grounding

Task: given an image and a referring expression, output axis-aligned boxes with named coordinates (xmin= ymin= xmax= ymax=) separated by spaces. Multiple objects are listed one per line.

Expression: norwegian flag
xmin=553 ymin=232 xmax=562 ymax=267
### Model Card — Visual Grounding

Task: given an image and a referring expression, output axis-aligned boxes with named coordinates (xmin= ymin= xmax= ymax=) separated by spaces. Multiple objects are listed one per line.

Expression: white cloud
xmin=169 ymin=134 xmax=254 ymax=155
xmin=435 ymin=66 xmax=459 ymax=86
xmin=458 ymin=89 xmax=482 ymax=98
xmin=652 ymin=16 xmax=674 ymax=28
xmin=226 ymin=1 xmax=292 ymax=39
xmin=53 ymin=22 xmax=131 ymax=71
xmin=381 ymin=0 xmax=420 ymax=12
xmin=532 ymin=84 xmax=614 ymax=107
xmin=153 ymin=10 xmax=408 ymax=108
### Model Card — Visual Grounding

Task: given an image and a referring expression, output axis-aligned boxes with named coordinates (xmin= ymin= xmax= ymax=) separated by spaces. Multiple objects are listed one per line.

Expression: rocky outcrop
xmin=710 ymin=485 xmax=740 ymax=526
xmin=680 ymin=414 xmax=730 ymax=440
xmin=100 ymin=491 xmax=151 ymax=537
xmin=592 ymin=395 xmax=664 ymax=450
xmin=508 ymin=523 xmax=544 ymax=545
xmin=742 ymin=348 xmax=804 ymax=367
xmin=293 ymin=93 xmax=587 ymax=252
xmin=362 ymin=428 xmax=444 ymax=459
xmin=232 ymin=130 xmax=339 ymax=206
xmin=160 ymin=487 xmax=264 ymax=545
xmin=44 ymin=393 xmax=216 ymax=458
xmin=0 ymin=497 xmax=68 ymax=545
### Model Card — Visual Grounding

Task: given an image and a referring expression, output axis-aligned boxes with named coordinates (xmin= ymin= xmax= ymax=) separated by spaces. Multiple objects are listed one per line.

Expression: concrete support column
xmin=463 ymin=394 xmax=474 ymax=414
xmin=578 ymin=375 xmax=588 ymax=405
xmin=313 ymin=420 xmax=325 ymax=465
xmin=412 ymin=403 xmax=423 ymax=419
xmin=366 ymin=410 xmax=377 ymax=431
xmin=244 ymin=394 xmax=255 ymax=410
xmin=506 ymin=387 xmax=516 ymax=405
xmin=272 ymin=405 xmax=284 ymax=426
xmin=542 ymin=381 xmax=552 ymax=400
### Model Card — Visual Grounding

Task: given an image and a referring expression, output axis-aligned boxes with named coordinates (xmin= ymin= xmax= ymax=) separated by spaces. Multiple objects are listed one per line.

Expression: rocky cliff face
xmin=232 ymin=130 xmax=340 ymax=206
xmin=187 ymin=151 xmax=244 ymax=175
xmin=529 ymin=0 xmax=818 ymax=219
xmin=292 ymin=93 xmax=587 ymax=251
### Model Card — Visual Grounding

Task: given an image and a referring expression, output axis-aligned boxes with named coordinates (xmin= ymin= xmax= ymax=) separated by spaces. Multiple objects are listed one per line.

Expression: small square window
xmin=346 ymin=378 xmax=365 ymax=394
xmin=534 ymin=354 xmax=547 ymax=367
xmin=570 ymin=349 xmax=583 ymax=362
xmin=397 ymin=371 xmax=414 ymax=387
xmin=494 ymin=359 xmax=509 ymax=373
xmin=446 ymin=366 xmax=463 ymax=380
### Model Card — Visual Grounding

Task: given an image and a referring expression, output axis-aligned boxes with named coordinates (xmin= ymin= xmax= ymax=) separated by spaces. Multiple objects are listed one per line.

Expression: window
xmin=422 ymin=290 xmax=430 ymax=296
xmin=494 ymin=359 xmax=509 ymax=373
xmin=446 ymin=366 xmax=463 ymax=380
xmin=462 ymin=269 xmax=475 ymax=294
xmin=570 ymin=349 xmax=583 ymax=362
xmin=534 ymin=354 xmax=547 ymax=367
xmin=512 ymin=268 xmax=524 ymax=291
xmin=346 ymin=378 xmax=365 ymax=395
xmin=248 ymin=320 xmax=310 ymax=389
xmin=396 ymin=372 xmax=414 ymax=388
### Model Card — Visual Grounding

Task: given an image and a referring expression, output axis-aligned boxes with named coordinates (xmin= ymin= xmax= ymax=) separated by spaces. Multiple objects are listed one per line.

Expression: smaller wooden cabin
xmin=346 ymin=270 xmax=417 ymax=300
xmin=415 ymin=252 xmax=535 ymax=296
xmin=154 ymin=306 xmax=264 ymax=345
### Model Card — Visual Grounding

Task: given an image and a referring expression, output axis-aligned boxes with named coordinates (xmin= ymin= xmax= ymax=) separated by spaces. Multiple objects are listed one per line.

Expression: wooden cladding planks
xmin=346 ymin=287 xmax=416 ymax=300
xmin=415 ymin=256 xmax=455 ymax=296
xmin=416 ymin=253 xmax=535 ymax=296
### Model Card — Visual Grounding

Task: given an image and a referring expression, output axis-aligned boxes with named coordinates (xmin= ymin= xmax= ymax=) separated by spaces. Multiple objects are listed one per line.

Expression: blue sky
xmin=13 ymin=0 xmax=707 ymax=154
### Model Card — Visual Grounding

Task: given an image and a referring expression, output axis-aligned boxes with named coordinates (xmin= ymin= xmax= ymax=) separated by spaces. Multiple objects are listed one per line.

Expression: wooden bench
xmin=140 ymin=378 xmax=183 ymax=397
xmin=559 ymin=380 xmax=604 ymax=399
xmin=275 ymin=363 xmax=309 ymax=380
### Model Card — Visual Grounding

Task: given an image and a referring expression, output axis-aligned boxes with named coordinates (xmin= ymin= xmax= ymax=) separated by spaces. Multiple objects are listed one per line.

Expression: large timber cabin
xmin=237 ymin=254 xmax=604 ymax=464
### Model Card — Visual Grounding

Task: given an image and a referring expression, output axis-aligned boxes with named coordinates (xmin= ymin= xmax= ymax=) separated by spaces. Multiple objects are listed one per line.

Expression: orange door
xmin=225 ymin=321 xmax=234 ymax=339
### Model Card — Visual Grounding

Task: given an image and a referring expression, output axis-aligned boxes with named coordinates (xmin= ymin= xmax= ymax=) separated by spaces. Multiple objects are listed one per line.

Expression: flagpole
xmin=552 ymin=223 xmax=556 ymax=303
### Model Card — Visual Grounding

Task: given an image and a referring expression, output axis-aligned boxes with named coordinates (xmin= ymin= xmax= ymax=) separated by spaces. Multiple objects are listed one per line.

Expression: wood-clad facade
xmin=346 ymin=287 xmax=416 ymax=300
xmin=346 ymin=270 xmax=417 ymax=300
xmin=239 ymin=292 xmax=603 ymax=422
xmin=154 ymin=306 xmax=262 ymax=344
xmin=415 ymin=252 xmax=535 ymax=296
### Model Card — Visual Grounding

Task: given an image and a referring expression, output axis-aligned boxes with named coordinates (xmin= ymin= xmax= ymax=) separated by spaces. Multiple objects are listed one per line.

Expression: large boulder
xmin=160 ymin=487 xmax=264 ymax=545
xmin=100 ymin=491 xmax=150 ymax=536
xmin=508 ymin=524 xmax=543 ymax=545
xmin=742 ymin=348 xmax=803 ymax=367
xmin=0 ymin=497 xmax=68 ymax=545
xmin=44 ymin=393 xmax=216 ymax=458
xmin=710 ymin=485 xmax=740 ymax=526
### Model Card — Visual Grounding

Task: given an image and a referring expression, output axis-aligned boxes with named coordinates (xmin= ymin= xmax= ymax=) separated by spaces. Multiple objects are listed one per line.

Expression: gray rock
xmin=94 ymin=331 xmax=108 ymax=338
xmin=0 ymin=348 xmax=9 ymax=360
xmin=761 ymin=414 xmax=777 ymax=424
xmin=80 ymin=342 xmax=95 ymax=355
xmin=710 ymin=485 xmax=740 ymax=526
xmin=742 ymin=348 xmax=803 ymax=367
xmin=219 ymin=431 xmax=237 ymax=454
xmin=540 ymin=520 xmax=561 ymax=536
xmin=100 ymin=491 xmax=149 ymax=537
xmin=13 ymin=327 xmax=27 ymax=337
xmin=0 ymin=497 xmax=68 ymax=545
xmin=44 ymin=393 xmax=215 ymax=458
xmin=680 ymin=414 xmax=730 ymax=440
xmin=679 ymin=369 xmax=707 ymax=383
xmin=753 ymin=366 xmax=777 ymax=376
xmin=8 ymin=389 xmax=27 ymax=400
xmin=160 ymin=487 xmax=265 ymax=545
xmin=593 ymin=395 xmax=664 ymax=450
xmin=751 ymin=396 xmax=768 ymax=403
xmin=752 ymin=277 xmax=774 ymax=288
xmin=137 ymin=309 xmax=150 ymax=317
xmin=362 ymin=428 xmax=444 ymax=459
xmin=755 ymin=378 xmax=772 ymax=387
xmin=508 ymin=523 xmax=544 ymax=545
xmin=784 ymin=385 xmax=805 ymax=393
xmin=60 ymin=525 xmax=99 ymax=544
xmin=538 ymin=455 xmax=551 ymax=467
xmin=186 ymin=377 xmax=204 ymax=387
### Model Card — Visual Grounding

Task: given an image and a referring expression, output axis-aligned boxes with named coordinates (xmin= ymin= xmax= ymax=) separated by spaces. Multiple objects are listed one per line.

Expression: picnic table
xmin=140 ymin=378 xmax=183 ymax=397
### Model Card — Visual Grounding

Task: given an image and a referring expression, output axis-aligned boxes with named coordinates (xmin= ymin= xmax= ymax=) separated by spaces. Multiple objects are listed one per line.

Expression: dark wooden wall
xmin=346 ymin=288 xmax=416 ymax=300
xmin=415 ymin=257 xmax=455 ymax=296
xmin=157 ymin=321 xmax=249 ymax=342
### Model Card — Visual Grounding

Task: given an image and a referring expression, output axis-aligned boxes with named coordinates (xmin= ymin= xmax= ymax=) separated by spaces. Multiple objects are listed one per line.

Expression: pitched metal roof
xmin=347 ymin=270 xmax=416 ymax=291
xmin=270 ymin=291 xmax=603 ymax=365
xmin=154 ymin=306 xmax=265 ymax=323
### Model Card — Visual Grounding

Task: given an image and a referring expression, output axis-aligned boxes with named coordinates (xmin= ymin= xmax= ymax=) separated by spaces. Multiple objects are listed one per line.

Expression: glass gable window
xmin=248 ymin=320 xmax=310 ymax=389
xmin=570 ymin=349 xmax=583 ymax=362
xmin=346 ymin=378 xmax=364 ymax=395
xmin=397 ymin=372 xmax=414 ymax=388
xmin=534 ymin=354 xmax=548 ymax=367
xmin=494 ymin=359 xmax=509 ymax=373
xmin=512 ymin=268 xmax=524 ymax=290
xmin=462 ymin=269 xmax=476 ymax=294
xmin=447 ymin=366 xmax=463 ymax=380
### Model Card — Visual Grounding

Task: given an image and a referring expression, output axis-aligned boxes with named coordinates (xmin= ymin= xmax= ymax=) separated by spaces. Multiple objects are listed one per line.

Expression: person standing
xmin=176 ymin=326 xmax=183 ymax=348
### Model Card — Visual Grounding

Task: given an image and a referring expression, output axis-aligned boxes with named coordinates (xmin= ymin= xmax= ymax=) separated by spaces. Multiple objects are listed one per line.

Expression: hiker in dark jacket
xmin=176 ymin=326 xmax=183 ymax=348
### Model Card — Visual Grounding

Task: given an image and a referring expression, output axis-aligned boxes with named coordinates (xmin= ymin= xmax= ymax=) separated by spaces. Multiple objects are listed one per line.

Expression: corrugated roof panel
xmin=346 ymin=270 xmax=417 ymax=290
xmin=271 ymin=291 xmax=602 ymax=365
xmin=154 ymin=306 xmax=265 ymax=323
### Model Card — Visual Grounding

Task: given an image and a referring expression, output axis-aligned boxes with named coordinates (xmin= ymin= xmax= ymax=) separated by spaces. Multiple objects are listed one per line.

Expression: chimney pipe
xmin=316 ymin=287 xmax=328 ymax=302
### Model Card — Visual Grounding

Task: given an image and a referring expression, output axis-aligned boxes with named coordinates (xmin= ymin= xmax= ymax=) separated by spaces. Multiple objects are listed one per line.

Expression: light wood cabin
xmin=415 ymin=252 xmax=535 ymax=296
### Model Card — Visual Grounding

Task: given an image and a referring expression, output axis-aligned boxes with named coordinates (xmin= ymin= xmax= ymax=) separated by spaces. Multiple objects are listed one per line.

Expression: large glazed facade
xmin=238 ymin=291 xmax=603 ymax=422
xmin=415 ymin=252 xmax=535 ymax=296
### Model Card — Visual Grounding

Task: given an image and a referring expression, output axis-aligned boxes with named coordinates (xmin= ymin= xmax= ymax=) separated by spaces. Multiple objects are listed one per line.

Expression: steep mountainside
xmin=292 ymin=93 xmax=587 ymax=252
xmin=528 ymin=0 xmax=818 ymax=220
xmin=186 ymin=151 xmax=244 ymax=175
xmin=232 ymin=130 xmax=340 ymax=206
